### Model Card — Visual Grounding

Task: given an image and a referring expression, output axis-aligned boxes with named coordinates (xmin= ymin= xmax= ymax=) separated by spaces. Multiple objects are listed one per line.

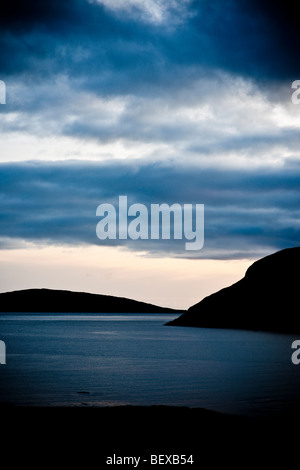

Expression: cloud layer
xmin=1 ymin=159 xmax=300 ymax=259
xmin=1 ymin=0 xmax=300 ymax=259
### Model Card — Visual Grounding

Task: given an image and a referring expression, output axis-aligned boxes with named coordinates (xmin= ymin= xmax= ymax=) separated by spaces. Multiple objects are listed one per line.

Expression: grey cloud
xmin=1 ymin=160 xmax=300 ymax=259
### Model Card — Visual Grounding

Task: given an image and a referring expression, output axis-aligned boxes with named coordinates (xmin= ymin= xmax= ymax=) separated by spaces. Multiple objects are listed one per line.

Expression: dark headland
xmin=167 ymin=246 xmax=300 ymax=333
xmin=0 ymin=288 xmax=183 ymax=314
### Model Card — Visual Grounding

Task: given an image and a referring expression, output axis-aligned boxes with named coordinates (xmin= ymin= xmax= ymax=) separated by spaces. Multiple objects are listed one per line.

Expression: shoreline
xmin=2 ymin=404 xmax=296 ymax=466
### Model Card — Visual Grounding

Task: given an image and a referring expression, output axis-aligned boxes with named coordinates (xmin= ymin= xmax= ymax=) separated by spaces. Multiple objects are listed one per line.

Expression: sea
xmin=1 ymin=312 xmax=300 ymax=416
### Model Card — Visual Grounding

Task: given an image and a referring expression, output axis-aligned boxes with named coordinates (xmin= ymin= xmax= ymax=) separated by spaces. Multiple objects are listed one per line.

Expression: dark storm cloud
xmin=1 ymin=0 xmax=300 ymax=91
xmin=0 ymin=0 xmax=164 ymax=86
xmin=1 ymin=160 xmax=300 ymax=259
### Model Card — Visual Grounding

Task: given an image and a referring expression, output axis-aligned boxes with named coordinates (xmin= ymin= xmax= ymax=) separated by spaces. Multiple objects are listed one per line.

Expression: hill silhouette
xmin=0 ymin=288 xmax=182 ymax=314
xmin=167 ymin=247 xmax=300 ymax=333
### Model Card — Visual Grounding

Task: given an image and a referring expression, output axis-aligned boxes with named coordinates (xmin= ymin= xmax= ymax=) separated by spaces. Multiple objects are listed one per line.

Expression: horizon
xmin=1 ymin=1 xmax=300 ymax=308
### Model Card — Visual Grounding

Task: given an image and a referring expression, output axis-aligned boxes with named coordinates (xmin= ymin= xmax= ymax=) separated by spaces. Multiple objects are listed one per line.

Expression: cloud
xmin=88 ymin=0 xmax=194 ymax=25
xmin=1 ymin=71 xmax=299 ymax=170
xmin=1 ymin=1 xmax=300 ymax=263
xmin=1 ymin=160 xmax=300 ymax=259
xmin=1 ymin=0 xmax=300 ymax=85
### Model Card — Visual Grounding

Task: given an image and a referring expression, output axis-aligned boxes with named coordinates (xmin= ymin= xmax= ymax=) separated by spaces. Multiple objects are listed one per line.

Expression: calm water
xmin=1 ymin=313 xmax=300 ymax=416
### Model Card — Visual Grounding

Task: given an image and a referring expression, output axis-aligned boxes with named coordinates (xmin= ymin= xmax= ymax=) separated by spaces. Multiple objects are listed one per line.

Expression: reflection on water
xmin=0 ymin=313 xmax=300 ymax=416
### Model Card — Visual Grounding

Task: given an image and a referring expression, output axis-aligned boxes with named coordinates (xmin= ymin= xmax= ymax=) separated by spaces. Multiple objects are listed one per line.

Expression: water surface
xmin=1 ymin=313 xmax=299 ymax=416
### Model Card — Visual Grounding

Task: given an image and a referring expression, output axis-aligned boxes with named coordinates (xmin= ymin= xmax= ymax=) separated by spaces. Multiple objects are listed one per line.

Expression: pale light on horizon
xmin=0 ymin=244 xmax=252 ymax=310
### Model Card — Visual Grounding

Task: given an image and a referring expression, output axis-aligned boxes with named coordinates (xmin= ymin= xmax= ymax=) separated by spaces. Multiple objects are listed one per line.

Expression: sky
xmin=1 ymin=0 xmax=300 ymax=309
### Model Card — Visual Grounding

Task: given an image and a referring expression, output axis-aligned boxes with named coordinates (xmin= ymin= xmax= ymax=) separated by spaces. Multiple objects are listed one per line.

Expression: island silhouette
xmin=167 ymin=246 xmax=300 ymax=333
xmin=0 ymin=288 xmax=182 ymax=314
xmin=1 ymin=247 xmax=300 ymax=333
